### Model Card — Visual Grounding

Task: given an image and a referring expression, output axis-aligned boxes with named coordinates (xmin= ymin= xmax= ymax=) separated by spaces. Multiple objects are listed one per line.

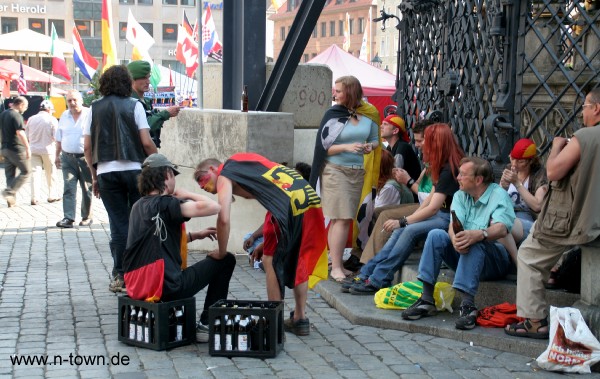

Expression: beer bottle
xmin=128 ymin=306 xmax=137 ymax=340
xmin=168 ymin=308 xmax=177 ymax=342
xmin=237 ymin=317 xmax=249 ymax=351
xmin=451 ymin=210 xmax=464 ymax=233
xmin=241 ymin=85 xmax=249 ymax=112
xmin=213 ymin=317 xmax=222 ymax=351
xmin=263 ymin=316 xmax=270 ymax=351
xmin=225 ymin=316 xmax=234 ymax=350
xmin=175 ymin=307 xmax=184 ymax=341
xmin=144 ymin=310 xmax=153 ymax=343
xmin=136 ymin=309 xmax=144 ymax=342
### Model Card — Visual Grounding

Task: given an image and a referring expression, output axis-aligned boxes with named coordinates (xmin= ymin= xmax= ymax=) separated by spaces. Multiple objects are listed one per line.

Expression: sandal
xmin=505 ymin=317 xmax=549 ymax=339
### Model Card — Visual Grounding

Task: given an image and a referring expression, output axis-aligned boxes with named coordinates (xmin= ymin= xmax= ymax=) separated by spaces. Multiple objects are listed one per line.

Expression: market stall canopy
xmin=0 ymin=59 xmax=68 ymax=84
xmin=308 ymin=44 xmax=396 ymax=97
xmin=0 ymin=29 xmax=73 ymax=57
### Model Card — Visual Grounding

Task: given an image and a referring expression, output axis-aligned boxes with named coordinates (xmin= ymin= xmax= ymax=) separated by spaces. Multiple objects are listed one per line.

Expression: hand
xmin=55 ymin=157 xmax=62 ymax=169
xmin=92 ymin=179 xmax=100 ymax=198
xmin=250 ymin=243 xmax=264 ymax=266
xmin=393 ymin=168 xmax=411 ymax=185
xmin=382 ymin=219 xmax=401 ymax=233
xmin=552 ymin=136 xmax=569 ymax=151
xmin=196 ymin=227 xmax=217 ymax=241
xmin=452 ymin=230 xmax=480 ymax=253
xmin=501 ymin=168 xmax=519 ymax=186
xmin=243 ymin=236 xmax=255 ymax=251
xmin=347 ymin=142 xmax=364 ymax=154
xmin=167 ymin=106 xmax=181 ymax=118
xmin=362 ymin=142 xmax=373 ymax=154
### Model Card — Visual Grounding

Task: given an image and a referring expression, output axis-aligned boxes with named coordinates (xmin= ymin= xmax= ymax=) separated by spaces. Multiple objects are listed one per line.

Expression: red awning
xmin=0 ymin=59 xmax=68 ymax=84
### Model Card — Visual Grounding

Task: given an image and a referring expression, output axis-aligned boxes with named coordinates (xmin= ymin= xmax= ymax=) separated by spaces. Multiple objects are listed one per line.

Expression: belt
xmin=63 ymin=152 xmax=85 ymax=158
xmin=326 ymin=162 xmax=364 ymax=170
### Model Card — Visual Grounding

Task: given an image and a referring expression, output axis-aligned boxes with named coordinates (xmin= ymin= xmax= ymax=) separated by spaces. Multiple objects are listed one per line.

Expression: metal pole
xmin=196 ymin=3 xmax=204 ymax=109
xmin=222 ymin=0 xmax=244 ymax=110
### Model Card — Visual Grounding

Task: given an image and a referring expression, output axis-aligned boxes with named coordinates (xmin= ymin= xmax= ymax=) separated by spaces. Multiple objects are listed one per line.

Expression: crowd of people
xmin=1 ymin=69 xmax=599 ymax=342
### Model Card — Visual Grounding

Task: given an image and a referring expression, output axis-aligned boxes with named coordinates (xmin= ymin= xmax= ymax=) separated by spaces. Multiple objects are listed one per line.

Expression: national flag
xmin=176 ymin=16 xmax=199 ymax=77
xmin=126 ymin=10 xmax=155 ymax=61
xmin=218 ymin=153 xmax=328 ymax=292
xmin=202 ymin=7 xmax=223 ymax=62
xmin=72 ymin=26 xmax=99 ymax=81
xmin=182 ymin=10 xmax=193 ymax=36
xmin=168 ymin=64 xmax=173 ymax=87
xmin=101 ymin=0 xmax=118 ymax=71
xmin=50 ymin=23 xmax=71 ymax=80
xmin=343 ymin=12 xmax=351 ymax=52
xmin=192 ymin=18 xmax=199 ymax=42
xmin=359 ymin=8 xmax=371 ymax=61
xmin=17 ymin=61 xmax=27 ymax=95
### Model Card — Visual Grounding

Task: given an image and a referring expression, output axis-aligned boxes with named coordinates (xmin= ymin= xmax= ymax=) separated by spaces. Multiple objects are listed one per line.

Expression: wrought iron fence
xmin=385 ymin=0 xmax=600 ymax=170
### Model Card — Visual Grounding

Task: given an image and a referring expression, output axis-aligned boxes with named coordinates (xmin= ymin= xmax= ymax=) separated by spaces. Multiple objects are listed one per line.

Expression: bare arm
xmin=175 ymin=188 xmax=221 ymax=218
xmin=546 ymin=137 xmax=580 ymax=181
xmin=55 ymin=141 xmax=62 ymax=168
xmin=139 ymin=128 xmax=158 ymax=156
xmin=453 ymin=222 xmax=508 ymax=253
xmin=83 ymin=135 xmax=99 ymax=198
xmin=16 ymin=130 xmax=31 ymax=159
xmin=212 ymin=176 xmax=234 ymax=260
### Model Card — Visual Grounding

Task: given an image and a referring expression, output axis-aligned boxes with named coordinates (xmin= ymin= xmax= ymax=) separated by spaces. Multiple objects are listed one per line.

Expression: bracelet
xmin=406 ymin=178 xmax=415 ymax=188
xmin=399 ymin=216 xmax=409 ymax=228
xmin=188 ymin=232 xmax=192 ymax=242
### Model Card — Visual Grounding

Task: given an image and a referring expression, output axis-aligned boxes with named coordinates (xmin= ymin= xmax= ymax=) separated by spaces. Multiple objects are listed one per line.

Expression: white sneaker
xmin=196 ymin=321 xmax=209 ymax=343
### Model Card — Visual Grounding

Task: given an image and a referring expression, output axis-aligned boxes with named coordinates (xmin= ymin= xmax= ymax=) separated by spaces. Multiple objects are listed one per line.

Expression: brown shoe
xmin=79 ymin=218 xmax=93 ymax=226
xmin=31 ymin=200 xmax=39 ymax=205
xmin=48 ymin=197 xmax=62 ymax=203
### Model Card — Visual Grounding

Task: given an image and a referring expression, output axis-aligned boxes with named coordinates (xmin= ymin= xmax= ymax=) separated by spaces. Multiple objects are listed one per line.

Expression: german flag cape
xmin=220 ymin=153 xmax=328 ymax=293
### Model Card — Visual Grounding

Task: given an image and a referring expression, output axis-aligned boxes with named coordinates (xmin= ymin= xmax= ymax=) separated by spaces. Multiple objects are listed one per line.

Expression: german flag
xmin=219 ymin=153 xmax=328 ymax=292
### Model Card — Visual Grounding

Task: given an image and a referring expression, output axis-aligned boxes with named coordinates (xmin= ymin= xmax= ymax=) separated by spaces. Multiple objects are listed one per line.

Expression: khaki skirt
xmin=320 ymin=162 xmax=365 ymax=219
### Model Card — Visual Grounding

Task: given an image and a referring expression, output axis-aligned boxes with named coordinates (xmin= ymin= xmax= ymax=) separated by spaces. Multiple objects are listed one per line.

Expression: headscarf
xmin=510 ymin=138 xmax=537 ymax=159
xmin=382 ymin=114 xmax=409 ymax=142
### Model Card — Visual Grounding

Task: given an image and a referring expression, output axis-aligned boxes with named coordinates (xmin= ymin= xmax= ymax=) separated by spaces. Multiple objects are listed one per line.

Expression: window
xmin=138 ymin=0 xmax=153 ymax=4
xmin=303 ymin=53 xmax=309 ymax=62
xmin=349 ymin=18 xmax=353 ymax=35
xmin=162 ymin=23 xmax=177 ymax=41
xmin=119 ymin=22 xmax=127 ymax=40
xmin=312 ymin=26 xmax=317 ymax=38
xmin=330 ymin=21 xmax=335 ymax=37
xmin=163 ymin=0 xmax=177 ymax=5
xmin=320 ymin=22 xmax=326 ymax=37
xmin=381 ymin=37 xmax=386 ymax=57
xmin=141 ymin=23 xmax=153 ymax=37
xmin=49 ymin=20 xmax=65 ymax=38
xmin=75 ymin=20 xmax=91 ymax=37
xmin=358 ymin=18 xmax=364 ymax=34
xmin=1 ymin=17 xmax=18 ymax=34
xmin=280 ymin=26 xmax=285 ymax=41
xmin=338 ymin=20 xmax=343 ymax=36
xmin=119 ymin=0 xmax=134 ymax=3
xmin=93 ymin=21 xmax=101 ymax=37
xmin=180 ymin=0 xmax=195 ymax=5
xmin=312 ymin=53 xmax=317 ymax=58
xmin=29 ymin=18 xmax=45 ymax=34
xmin=335 ymin=0 xmax=342 ymax=4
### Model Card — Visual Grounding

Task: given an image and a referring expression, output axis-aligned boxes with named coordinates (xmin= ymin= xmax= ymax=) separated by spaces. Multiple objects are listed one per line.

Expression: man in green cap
xmin=127 ymin=60 xmax=180 ymax=148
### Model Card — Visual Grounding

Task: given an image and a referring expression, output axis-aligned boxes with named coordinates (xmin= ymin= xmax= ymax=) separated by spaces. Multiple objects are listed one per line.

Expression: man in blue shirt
xmin=402 ymin=157 xmax=515 ymax=330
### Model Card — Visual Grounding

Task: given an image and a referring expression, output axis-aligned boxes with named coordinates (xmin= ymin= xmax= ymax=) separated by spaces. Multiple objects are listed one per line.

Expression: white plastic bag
xmin=536 ymin=306 xmax=600 ymax=374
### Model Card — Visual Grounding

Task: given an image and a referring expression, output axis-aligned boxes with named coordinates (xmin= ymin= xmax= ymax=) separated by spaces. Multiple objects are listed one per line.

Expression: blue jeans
xmin=61 ymin=153 xmax=93 ymax=220
xmin=417 ymin=229 xmax=511 ymax=296
xmin=98 ymin=170 xmax=141 ymax=277
xmin=516 ymin=211 xmax=533 ymax=245
xmin=359 ymin=210 xmax=450 ymax=288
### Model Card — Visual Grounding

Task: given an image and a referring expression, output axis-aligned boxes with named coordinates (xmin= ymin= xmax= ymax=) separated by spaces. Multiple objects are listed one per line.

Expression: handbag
xmin=536 ymin=306 xmax=600 ymax=373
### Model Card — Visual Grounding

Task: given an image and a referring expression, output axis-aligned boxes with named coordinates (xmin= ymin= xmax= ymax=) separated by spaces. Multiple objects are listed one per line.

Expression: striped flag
xmin=176 ymin=10 xmax=199 ymax=77
xmin=72 ymin=26 xmax=99 ymax=81
xmin=343 ymin=12 xmax=351 ymax=52
xmin=51 ymin=23 xmax=71 ymax=80
xmin=17 ymin=61 xmax=27 ymax=95
xmin=101 ymin=0 xmax=118 ymax=71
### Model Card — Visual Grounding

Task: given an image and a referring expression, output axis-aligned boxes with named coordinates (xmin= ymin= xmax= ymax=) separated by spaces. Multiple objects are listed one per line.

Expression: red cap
xmin=510 ymin=138 xmax=537 ymax=159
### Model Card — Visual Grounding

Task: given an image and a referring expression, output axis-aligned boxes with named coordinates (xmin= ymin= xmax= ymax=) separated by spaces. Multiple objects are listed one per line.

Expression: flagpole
xmin=196 ymin=5 xmax=203 ymax=109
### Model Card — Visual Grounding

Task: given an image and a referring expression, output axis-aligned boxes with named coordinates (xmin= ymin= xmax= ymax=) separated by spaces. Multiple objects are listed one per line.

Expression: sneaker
xmin=48 ymin=197 xmax=62 ymax=203
xmin=401 ymin=298 xmax=437 ymax=320
xmin=349 ymin=279 xmax=380 ymax=295
xmin=109 ymin=274 xmax=125 ymax=293
xmin=79 ymin=218 xmax=93 ymax=226
xmin=196 ymin=321 xmax=209 ymax=343
xmin=3 ymin=189 xmax=16 ymax=207
xmin=284 ymin=311 xmax=310 ymax=336
xmin=341 ymin=276 xmax=365 ymax=293
xmin=56 ymin=218 xmax=74 ymax=228
xmin=455 ymin=304 xmax=478 ymax=330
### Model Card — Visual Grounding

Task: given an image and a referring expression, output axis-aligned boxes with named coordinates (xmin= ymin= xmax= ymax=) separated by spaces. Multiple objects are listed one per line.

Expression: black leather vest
xmin=90 ymin=95 xmax=146 ymax=166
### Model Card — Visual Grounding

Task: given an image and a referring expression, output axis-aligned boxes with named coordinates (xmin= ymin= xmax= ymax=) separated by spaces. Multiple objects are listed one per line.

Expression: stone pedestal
xmin=573 ymin=241 xmax=600 ymax=339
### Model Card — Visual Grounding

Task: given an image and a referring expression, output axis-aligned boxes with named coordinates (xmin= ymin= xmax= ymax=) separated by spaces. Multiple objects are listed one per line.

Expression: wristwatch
xmin=482 ymin=229 xmax=488 ymax=241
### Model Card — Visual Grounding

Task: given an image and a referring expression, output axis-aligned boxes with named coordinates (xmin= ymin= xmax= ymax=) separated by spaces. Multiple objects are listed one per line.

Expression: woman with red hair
xmin=347 ymin=123 xmax=464 ymax=295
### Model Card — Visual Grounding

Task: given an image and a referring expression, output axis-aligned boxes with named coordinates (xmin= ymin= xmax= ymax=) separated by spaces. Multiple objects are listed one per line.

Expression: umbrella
xmin=0 ymin=29 xmax=73 ymax=57
xmin=0 ymin=59 xmax=67 ymax=84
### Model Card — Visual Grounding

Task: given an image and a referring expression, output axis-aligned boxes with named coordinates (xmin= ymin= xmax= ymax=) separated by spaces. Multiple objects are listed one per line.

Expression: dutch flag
xmin=72 ymin=26 xmax=99 ymax=81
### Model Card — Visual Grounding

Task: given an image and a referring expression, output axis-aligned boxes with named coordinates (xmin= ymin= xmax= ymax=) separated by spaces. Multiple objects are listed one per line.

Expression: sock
xmin=459 ymin=291 xmax=475 ymax=307
xmin=421 ymin=281 xmax=435 ymax=304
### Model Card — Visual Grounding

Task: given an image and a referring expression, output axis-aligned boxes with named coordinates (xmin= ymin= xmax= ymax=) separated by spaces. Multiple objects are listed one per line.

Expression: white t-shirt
xmin=507 ymin=176 xmax=530 ymax=212
xmin=83 ymin=101 xmax=150 ymax=175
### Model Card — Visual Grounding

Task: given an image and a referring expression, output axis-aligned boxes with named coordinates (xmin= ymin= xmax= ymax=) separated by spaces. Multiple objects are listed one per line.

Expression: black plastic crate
xmin=118 ymin=296 xmax=196 ymax=351
xmin=208 ymin=299 xmax=284 ymax=358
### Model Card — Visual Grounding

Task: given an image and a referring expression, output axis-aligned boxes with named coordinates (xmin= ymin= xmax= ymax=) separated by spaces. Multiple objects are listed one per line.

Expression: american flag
xmin=17 ymin=61 xmax=27 ymax=95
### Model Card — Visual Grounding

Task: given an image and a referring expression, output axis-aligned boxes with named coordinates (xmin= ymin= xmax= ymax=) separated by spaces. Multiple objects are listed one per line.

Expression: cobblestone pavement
xmin=0 ymin=164 xmax=590 ymax=378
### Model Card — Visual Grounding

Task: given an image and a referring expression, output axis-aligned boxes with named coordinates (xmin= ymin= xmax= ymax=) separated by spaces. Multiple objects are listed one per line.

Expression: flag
xmin=192 ymin=18 xmax=199 ymax=42
xmin=72 ymin=26 xmax=99 ymax=81
xmin=271 ymin=0 xmax=284 ymax=12
xmin=359 ymin=8 xmax=371 ymax=61
xmin=202 ymin=7 xmax=223 ymax=62
xmin=101 ymin=0 xmax=118 ymax=71
xmin=176 ymin=11 xmax=199 ymax=77
xmin=168 ymin=64 xmax=173 ymax=87
xmin=343 ymin=12 xmax=351 ymax=52
xmin=17 ymin=61 xmax=27 ymax=95
xmin=126 ymin=10 xmax=155 ymax=61
xmin=50 ymin=23 xmax=71 ymax=80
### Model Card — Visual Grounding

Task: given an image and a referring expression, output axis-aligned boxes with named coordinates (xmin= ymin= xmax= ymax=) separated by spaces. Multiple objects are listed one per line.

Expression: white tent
xmin=152 ymin=64 xmax=198 ymax=98
xmin=0 ymin=29 xmax=73 ymax=57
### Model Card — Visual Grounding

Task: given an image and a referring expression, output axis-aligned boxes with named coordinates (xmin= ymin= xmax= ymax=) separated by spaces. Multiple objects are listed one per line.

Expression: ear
xmin=392 ymin=127 xmax=400 ymax=136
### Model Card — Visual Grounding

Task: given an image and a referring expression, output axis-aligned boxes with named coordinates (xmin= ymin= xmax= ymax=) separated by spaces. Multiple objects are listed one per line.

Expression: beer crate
xmin=208 ymin=299 xmax=284 ymax=358
xmin=118 ymin=296 xmax=196 ymax=351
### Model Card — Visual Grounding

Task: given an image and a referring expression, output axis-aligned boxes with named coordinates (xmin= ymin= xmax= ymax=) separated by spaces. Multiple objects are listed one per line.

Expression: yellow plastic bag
xmin=374 ymin=281 xmax=455 ymax=312
xmin=433 ymin=282 xmax=455 ymax=313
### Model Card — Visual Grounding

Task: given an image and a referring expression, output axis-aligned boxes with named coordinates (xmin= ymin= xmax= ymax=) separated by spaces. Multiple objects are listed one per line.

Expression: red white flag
xmin=176 ymin=10 xmax=199 ymax=77
xmin=51 ymin=23 xmax=71 ymax=80
xmin=17 ymin=61 xmax=27 ymax=95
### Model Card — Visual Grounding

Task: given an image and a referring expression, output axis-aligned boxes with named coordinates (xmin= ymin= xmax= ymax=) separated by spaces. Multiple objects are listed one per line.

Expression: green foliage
xmin=82 ymin=70 xmax=101 ymax=107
